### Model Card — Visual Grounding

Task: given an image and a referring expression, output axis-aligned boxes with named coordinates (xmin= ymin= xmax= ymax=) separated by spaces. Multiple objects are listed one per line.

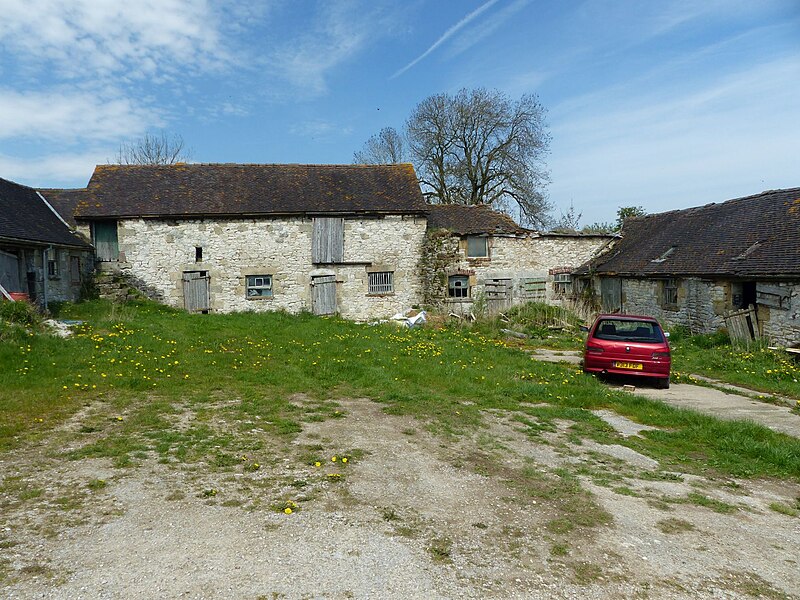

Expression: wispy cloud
xmin=392 ymin=0 xmax=502 ymax=79
xmin=0 ymin=0 xmax=230 ymax=79
xmin=264 ymin=2 xmax=405 ymax=98
xmin=548 ymin=55 xmax=800 ymax=222
xmin=0 ymin=150 xmax=109 ymax=187
xmin=0 ymin=88 xmax=156 ymax=142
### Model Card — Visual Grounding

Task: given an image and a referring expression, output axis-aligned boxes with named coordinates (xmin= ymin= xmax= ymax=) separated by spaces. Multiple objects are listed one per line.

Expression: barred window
xmin=448 ymin=275 xmax=469 ymax=298
xmin=246 ymin=275 xmax=273 ymax=298
xmin=368 ymin=271 xmax=394 ymax=294
xmin=662 ymin=278 xmax=678 ymax=307
xmin=553 ymin=273 xmax=572 ymax=296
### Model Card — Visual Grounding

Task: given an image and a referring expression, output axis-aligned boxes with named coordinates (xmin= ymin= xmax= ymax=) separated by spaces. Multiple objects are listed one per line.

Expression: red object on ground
xmin=8 ymin=292 xmax=30 ymax=302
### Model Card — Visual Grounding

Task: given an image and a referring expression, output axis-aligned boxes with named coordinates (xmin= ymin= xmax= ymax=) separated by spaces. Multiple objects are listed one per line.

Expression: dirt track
xmin=2 ymin=391 xmax=799 ymax=599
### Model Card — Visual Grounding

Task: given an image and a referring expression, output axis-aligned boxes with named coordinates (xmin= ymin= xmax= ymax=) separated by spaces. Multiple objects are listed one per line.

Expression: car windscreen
xmin=593 ymin=319 xmax=664 ymax=342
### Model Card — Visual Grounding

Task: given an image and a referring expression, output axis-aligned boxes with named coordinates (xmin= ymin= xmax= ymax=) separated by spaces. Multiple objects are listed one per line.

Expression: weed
xmin=428 ymin=537 xmax=452 ymax=563
xmin=768 ymin=500 xmax=800 ymax=517
xmin=657 ymin=518 xmax=696 ymax=534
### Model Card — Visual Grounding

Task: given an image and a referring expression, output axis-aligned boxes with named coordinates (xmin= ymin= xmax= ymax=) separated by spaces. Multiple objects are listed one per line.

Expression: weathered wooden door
xmin=600 ymin=277 xmax=622 ymax=313
xmin=0 ymin=250 xmax=21 ymax=292
xmin=312 ymin=218 xmax=344 ymax=264
xmin=182 ymin=271 xmax=210 ymax=312
xmin=485 ymin=278 xmax=512 ymax=314
xmin=312 ymin=275 xmax=337 ymax=315
xmin=93 ymin=221 xmax=119 ymax=261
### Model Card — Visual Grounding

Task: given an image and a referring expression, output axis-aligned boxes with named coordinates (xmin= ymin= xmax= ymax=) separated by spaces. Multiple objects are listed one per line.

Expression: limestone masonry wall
xmin=423 ymin=232 xmax=611 ymax=314
xmin=114 ymin=215 xmax=427 ymax=320
xmin=619 ymin=277 xmax=800 ymax=346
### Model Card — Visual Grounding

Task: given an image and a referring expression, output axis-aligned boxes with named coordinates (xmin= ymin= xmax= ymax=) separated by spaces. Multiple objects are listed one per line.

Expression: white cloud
xmin=289 ymin=120 xmax=353 ymax=139
xmin=267 ymin=3 xmax=401 ymax=97
xmin=0 ymin=150 xmax=105 ymax=187
xmin=0 ymin=88 xmax=156 ymax=142
xmin=0 ymin=0 xmax=229 ymax=79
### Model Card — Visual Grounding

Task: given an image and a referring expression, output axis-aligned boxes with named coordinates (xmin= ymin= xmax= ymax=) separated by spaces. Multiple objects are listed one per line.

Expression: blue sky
xmin=1 ymin=0 xmax=798 ymax=226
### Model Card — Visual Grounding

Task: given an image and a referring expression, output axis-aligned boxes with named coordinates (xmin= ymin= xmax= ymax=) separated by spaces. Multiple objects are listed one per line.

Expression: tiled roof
xmin=582 ymin=188 xmax=800 ymax=277
xmin=38 ymin=188 xmax=86 ymax=228
xmin=75 ymin=163 xmax=427 ymax=218
xmin=0 ymin=177 xmax=91 ymax=248
xmin=426 ymin=204 xmax=529 ymax=235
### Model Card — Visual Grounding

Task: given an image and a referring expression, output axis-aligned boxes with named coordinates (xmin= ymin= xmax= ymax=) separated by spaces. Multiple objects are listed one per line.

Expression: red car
xmin=582 ymin=314 xmax=671 ymax=389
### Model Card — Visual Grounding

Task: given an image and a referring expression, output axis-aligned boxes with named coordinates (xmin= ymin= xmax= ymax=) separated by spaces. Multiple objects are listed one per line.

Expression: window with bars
xmin=553 ymin=272 xmax=572 ymax=296
xmin=662 ymin=278 xmax=678 ymax=307
xmin=448 ymin=275 xmax=469 ymax=298
xmin=368 ymin=271 xmax=394 ymax=294
xmin=246 ymin=275 xmax=273 ymax=298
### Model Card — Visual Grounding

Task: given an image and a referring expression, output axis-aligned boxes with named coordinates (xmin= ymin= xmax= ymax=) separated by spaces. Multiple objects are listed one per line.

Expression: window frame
xmin=662 ymin=278 xmax=679 ymax=307
xmin=245 ymin=274 xmax=274 ymax=299
xmin=466 ymin=236 xmax=488 ymax=259
xmin=367 ymin=271 xmax=394 ymax=295
xmin=553 ymin=272 xmax=572 ymax=296
xmin=448 ymin=275 xmax=470 ymax=298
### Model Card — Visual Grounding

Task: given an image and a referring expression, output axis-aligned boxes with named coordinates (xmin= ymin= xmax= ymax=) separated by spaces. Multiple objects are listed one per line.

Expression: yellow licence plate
xmin=614 ymin=361 xmax=643 ymax=370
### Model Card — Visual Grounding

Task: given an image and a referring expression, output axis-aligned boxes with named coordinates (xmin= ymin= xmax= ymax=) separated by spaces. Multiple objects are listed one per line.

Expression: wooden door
xmin=0 ymin=249 xmax=21 ymax=292
xmin=312 ymin=275 xmax=337 ymax=315
xmin=485 ymin=278 xmax=512 ymax=314
xmin=600 ymin=277 xmax=621 ymax=313
xmin=93 ymin=221 xmax=119 ymax=262
xmin=182 ymin=271 xmax=210 ymax=312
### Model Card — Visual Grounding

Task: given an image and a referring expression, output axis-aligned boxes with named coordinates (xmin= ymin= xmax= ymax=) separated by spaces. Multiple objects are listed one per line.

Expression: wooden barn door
xmin=182 ymin=271 xmax=210 ymax=313
xmin=600 ymin=277 xmax=622 ymax=313
xmin=485 ymin=278 xmax=512 ymax=314
xmin=312 ymin=275 xmax=337 ymax=315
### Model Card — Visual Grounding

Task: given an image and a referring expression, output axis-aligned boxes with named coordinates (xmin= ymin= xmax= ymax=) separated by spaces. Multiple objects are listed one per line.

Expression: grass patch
xmin=1 ymin=299 xmax=799 ymax=482
xmin=656 ymin=518 xmax=696 ymax=534
xmin=768 ymin=499 xmax=800 ymax=517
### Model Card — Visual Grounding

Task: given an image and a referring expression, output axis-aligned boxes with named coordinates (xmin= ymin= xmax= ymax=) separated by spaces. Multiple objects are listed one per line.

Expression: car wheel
xmin=655 ymin=377 xmax=670 ymax=390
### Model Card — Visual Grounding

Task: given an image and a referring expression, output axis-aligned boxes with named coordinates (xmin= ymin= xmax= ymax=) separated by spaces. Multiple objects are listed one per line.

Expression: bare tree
xmin=116 ymin=132 xmax=192 ymax=165
xmin=406 ymin=88 xmax=551 ymax=227
xmin=353 ymin=127 xmax=407 ymax=164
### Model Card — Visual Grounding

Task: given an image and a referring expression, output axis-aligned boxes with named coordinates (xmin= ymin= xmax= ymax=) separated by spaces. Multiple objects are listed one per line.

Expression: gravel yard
xmin=2 ymin=394 xmax=799 ymax=599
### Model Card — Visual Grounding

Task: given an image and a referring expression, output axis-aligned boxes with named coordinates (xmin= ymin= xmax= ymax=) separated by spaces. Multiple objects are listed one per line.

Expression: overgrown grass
xmin=1 ymin=299 xmax=799 ymax=480
xmin=668 ymin=329 xmax=800 ymax=400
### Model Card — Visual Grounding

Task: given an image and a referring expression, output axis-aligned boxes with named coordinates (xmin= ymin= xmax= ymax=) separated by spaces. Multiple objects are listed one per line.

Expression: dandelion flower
xmin=314 ymin=461 xmax=321 ymax=467
xmin=331 ymin=456 xmax=337 ymax=462
xmin=342 ymin=457 xmax=348 ymax=464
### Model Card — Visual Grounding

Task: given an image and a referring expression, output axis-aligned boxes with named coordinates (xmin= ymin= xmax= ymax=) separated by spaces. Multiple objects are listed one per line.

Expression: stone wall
xmin=422 ymin=232 xmax=612 ymax=315
xmin=13 ymin=246 xmax=93 ymax=305
xmin=110 ymin=215 xmax=426 ymax=320
xmin=599 ymin=276 xmax=800 ymax=346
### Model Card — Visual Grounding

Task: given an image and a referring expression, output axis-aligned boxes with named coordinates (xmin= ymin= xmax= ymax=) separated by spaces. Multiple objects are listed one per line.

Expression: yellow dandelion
xmin=331 ymin=456 xmax=337 ymax=462
xmin=284 ymin=507 xmax=292 ymax=514
xmin=342 ymin=457 xmax=348 ymax=463
xmin=314 ymin=461 xmax=321 ymax=467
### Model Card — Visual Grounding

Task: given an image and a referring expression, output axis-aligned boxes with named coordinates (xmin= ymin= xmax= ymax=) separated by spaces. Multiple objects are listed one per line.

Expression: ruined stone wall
xmin=422 ymin=232 xmax=612 ymax=314
xmin=113 ymin=215 xmax=426 ymax=320
xmin=617 ymin=277 xmax=800 ymax=346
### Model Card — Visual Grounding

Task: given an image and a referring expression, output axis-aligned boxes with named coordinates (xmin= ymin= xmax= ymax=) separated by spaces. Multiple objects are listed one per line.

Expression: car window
xmin=594 ymin=320 xmax=663 ymax=342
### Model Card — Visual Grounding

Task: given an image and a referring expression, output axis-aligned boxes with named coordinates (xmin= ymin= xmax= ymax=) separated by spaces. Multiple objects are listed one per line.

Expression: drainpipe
xmin=42 ymin=246 xmax=50 ymax=312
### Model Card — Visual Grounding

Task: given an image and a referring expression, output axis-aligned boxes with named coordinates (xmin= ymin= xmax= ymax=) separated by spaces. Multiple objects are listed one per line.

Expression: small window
xmin=553 ymin=273 xmax=572 ymax=296
xmin=47 ymin=258 xmax=59 ymax=279
xmin=466 ymin=236 xmax=488 ymax=258
xmin=246 ymin=275 xmax=273 ymax=298
xmin=662 ymin=278 xmax=678 ymax=307
xmin=368 ymin=271 xmax=394 ymax=294
xmin=448 ymin=275 xmax=469 ymax=298
xmin=195 ymin=247 xmax=203 ymax=262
